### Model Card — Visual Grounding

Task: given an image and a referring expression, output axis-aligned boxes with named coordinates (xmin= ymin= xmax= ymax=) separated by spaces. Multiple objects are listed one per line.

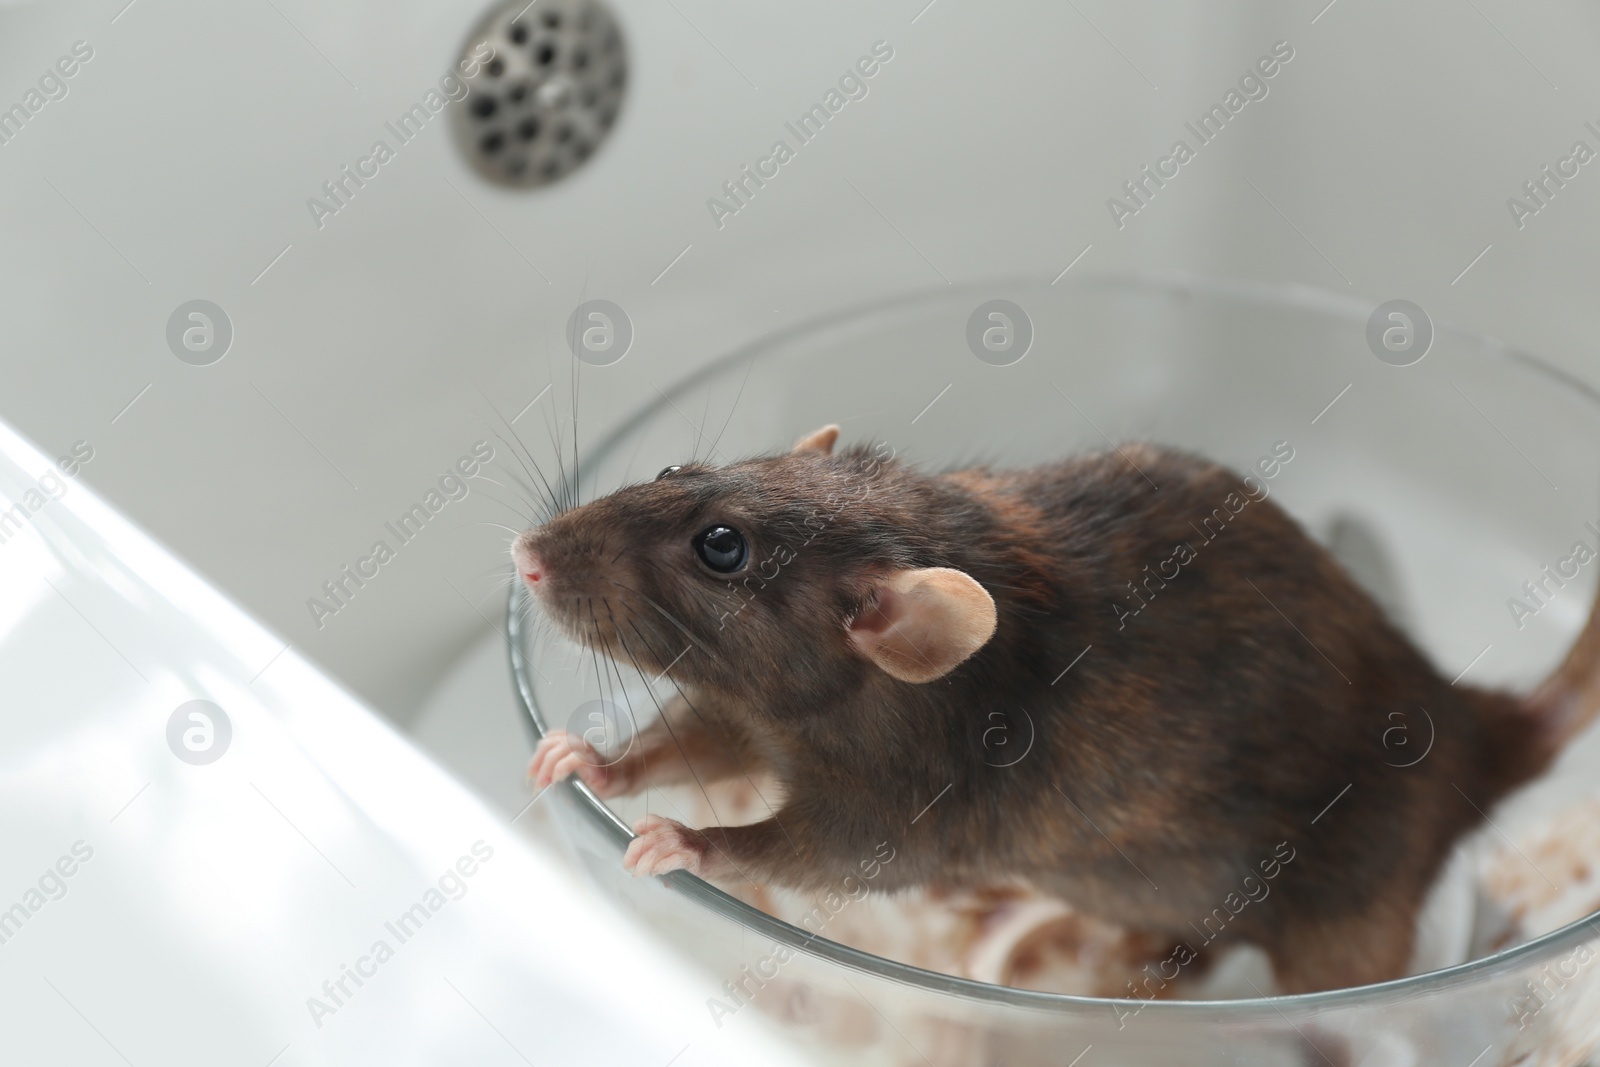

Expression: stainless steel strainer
xmin=454 ymin=0 xmax=627 ymax=188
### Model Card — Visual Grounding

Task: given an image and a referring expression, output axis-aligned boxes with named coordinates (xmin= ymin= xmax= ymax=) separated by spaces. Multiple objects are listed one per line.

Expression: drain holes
xmin=453 ymin=0 xmax=627 ymax=188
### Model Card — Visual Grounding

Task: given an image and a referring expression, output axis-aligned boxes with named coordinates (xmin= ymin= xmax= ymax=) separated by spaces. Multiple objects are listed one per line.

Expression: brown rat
xmin=514 ymin=425 xmax=1600 ymax=993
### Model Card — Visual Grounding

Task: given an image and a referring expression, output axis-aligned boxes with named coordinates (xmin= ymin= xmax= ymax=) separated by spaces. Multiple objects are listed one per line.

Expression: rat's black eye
xmin=695 ymin=525 xmax=747 ymax=573
xmin=656 ymin=465 xmax=681 ymax=480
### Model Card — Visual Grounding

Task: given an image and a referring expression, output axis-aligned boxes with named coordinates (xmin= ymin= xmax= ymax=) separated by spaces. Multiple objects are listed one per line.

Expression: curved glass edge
xmin=566 ymin=272 xmax=1600 ymax=488
xmin=503 ymin=275 xmax=1600 ymax=1019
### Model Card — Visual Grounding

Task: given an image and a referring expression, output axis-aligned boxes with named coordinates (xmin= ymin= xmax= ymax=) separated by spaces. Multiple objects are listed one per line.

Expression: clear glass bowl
xmin=508 ymin=276 xmax=1600 ymax=1066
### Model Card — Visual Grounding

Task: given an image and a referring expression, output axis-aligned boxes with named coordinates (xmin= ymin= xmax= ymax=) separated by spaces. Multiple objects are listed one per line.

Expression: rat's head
xmin=511 ymin=425 xmax=998 ymax=704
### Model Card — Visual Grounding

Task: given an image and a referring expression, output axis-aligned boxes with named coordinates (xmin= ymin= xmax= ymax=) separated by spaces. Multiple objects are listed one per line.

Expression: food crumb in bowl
xmin=1483 ymin=796 xmax=1600 ymax=934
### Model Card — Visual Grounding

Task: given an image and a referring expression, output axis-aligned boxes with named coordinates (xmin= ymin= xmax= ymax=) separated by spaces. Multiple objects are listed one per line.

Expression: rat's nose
xmin=513 ymin=541 xmax=544 ymax=586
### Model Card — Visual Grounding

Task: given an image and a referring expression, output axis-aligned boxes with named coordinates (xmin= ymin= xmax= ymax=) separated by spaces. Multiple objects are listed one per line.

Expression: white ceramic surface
xmin=0 ymin=415 xmax=809 ymax=1067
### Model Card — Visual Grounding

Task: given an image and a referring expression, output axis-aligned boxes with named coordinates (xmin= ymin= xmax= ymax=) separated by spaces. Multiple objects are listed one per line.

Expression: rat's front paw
xmin=528 ymin=730 xmax=626 ymax=796
xmin=623 ymin=815 xmax=709 ymax=878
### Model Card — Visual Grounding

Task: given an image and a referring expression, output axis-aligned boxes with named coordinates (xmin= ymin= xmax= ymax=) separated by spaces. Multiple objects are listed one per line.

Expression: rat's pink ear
xmin=792 ymin=424 xmax=840 ymax=455
xmin=849 ymin=568 xmax=997 ymax=683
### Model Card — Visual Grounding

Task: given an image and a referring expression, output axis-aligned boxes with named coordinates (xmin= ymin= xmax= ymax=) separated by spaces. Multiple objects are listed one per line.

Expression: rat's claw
xmin=528 ymin=730 xmax=614 ymax=794
xmin=623 ymin=815 xmax=708 ymax=878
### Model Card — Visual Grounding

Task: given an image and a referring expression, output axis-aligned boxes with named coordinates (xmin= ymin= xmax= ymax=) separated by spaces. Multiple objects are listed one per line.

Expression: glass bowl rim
xmin=506 ymin=272 xmax=1600 ymax=1019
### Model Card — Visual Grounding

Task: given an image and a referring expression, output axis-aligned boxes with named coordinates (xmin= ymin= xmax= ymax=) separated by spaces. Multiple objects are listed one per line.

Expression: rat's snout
xmin=517 ymin=548 xmax=544 ymax=585
xmin=512 ymin=534 xmax=544 ymax=588
xmin=513 ymin=508 xmax=627 ymax=599
xmin=511 ymin=517 xmax=643 ymax=663
xmin=512 ymin=522 xmax=617 ymax=601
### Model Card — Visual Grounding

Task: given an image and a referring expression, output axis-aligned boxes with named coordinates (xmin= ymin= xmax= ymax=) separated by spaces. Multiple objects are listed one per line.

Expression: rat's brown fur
xmin=517 ymin=437 xmax=1596 ymax=993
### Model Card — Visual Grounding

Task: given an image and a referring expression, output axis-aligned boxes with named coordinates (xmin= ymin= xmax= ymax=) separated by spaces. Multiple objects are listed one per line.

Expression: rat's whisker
xmin=706 ymin=356 xmax=755 ymax=463
xmin=530 ymin=365 xmax=571 ymax=514
xmin=463 ymin=520 xmax=524 ymax=536
xmin=611 ymin=613 xmax=765 ymax=889
xmin=695 ymin=385 xmax=712 ymax=465
xmin=585 ymin=598 xmax=611 ymax=706
xmin=501 ymin=422 xmax=561 ymax=515
xmin=569 ymin=331 xmax=583 ymax=510
xmin=623 ymin=617 xmax=803 ymax=863
xmin=618 ymin=428 xmax=651 ymax=488
xmin=472 ymin=384 xmax=559 ymax=518
xmin=477 ymin=467 xmax=552 ymax=525
xmin=537 ymin=395 xmax=571 ymax=515
xmin=467 ymin=487 xmax=542 ymax=528
xmin=600 ymin=575 xmax=719 ymax=661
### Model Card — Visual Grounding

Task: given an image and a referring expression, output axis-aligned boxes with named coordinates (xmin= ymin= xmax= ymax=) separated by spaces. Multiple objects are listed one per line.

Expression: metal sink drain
xmin=454 ymin=0 xmax=627 ymax=188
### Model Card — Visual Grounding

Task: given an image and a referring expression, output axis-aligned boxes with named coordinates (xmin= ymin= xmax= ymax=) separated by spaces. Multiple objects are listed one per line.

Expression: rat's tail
xmin=1521 ymin=574 xmax=1600 ymax=760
